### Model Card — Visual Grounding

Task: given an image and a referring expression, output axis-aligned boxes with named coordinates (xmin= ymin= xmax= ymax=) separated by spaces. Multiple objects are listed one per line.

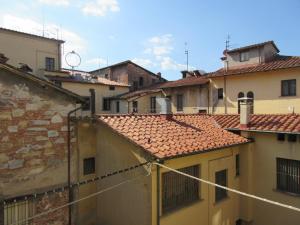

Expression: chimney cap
xmin=238 ymin=97 xmax=253 ymax=101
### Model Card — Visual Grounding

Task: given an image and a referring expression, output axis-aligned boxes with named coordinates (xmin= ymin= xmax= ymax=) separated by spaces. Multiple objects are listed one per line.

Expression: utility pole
xmin=185 ymin=42 xmax=189 ymax=71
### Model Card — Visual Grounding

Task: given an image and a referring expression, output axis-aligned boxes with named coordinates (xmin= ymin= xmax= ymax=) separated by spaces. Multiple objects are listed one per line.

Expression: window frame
xmin=277 ymin=133 xmax=285 ymax=141
xmin=139 ymin=77 xmax=144 ymax=87
xmin=132 ymin=101 xmax=138 ymax=113
xmin=162 ymin=165 xmax=200 ymax=214
xmin=176 ymin=94 xmax=184 ymax=112
xmin=287 ymin=134 xmax=297 ymax=142
xmin=45 ymin=57 xmax=55 ymax=71
xmin=236 ymin=154 xmax=240 ymax=176
xmin=276 ymin=158 xmax=300 ymax=195
xmin=102 ymin=98 xmax=111 ymax=111
xmin=240 ymin=51 xmax=249 ymax=62
xmin=217 ymin=88 xmax=224 ymax=100
xmin=83 ymin=157 xmax=96 ymax=175
xmin=215 ymin=169 xmax=228 ymax=203
xmin=116 ymin=101 xmax=120 ymax=113
xmin=281 ymin=79 xmax=296 ymax=97
xmin=109 ymin=85 xmax=115 ymax=91
xmin=82 ymin=96 xmax=91 ymax=111
xmin=150 ymin=96 xmax=156 ymax=113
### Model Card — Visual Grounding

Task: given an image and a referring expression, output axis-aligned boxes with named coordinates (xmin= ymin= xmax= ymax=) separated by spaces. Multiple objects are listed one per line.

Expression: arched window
xmin=247 ymin=91 xmax=254 ymax=114
xmin=237 ymin=92 xmax=244 ymax=114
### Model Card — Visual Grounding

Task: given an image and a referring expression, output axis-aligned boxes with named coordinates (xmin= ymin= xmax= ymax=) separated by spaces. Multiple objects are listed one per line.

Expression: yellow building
xmin=0 ymin=27 xmax=64 ymax=78
xmin=207 ymin=41 xmax=300 ymax=114
xmin=47 ymin=69 xmax=130 ymax=114
xmin=114 ymin=75 xmax=209 ymax=114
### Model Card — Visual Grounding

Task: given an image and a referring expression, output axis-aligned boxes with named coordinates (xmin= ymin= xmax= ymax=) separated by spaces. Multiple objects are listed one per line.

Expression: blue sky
xmin=0 ymin=0 xmax=299 ymax=80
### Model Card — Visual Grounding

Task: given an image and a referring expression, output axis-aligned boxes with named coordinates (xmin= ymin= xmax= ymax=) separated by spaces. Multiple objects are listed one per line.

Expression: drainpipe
xmin=224 ymin=76 xmax=227 ymax=114
xmin=67 ymin=105 xmax=83 ymax=225
xmin=156 ymin=164 xmax=160 ymax=225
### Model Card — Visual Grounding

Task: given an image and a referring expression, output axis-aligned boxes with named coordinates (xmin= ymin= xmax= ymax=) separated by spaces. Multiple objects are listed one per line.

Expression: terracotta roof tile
xmin=206 ymin=55 xmax=300 ymax=77
xmin=212 ymin=114 xmax=300 ymax=134
xmin=97 ymin=114 xmax=249 ymax=159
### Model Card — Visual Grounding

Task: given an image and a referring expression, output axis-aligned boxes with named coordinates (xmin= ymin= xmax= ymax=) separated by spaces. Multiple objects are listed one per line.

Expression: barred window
xmin=277 ymin=158 xmax=300 ymax=195
xmin=215 ymin=169 xmax=228 ymax=202
xmin=162 ymin=165 xmax=199 ymax=214
xmin=150 ymin=97 xmax=156 ymax=113
xmin=4 ymin=199 xmax=34 ymax=225
xmin=83 ymin=157 xmax=95 ymax=175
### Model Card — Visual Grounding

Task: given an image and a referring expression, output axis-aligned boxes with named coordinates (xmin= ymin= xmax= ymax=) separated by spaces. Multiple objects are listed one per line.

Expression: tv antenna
xmin=225 ymin=35 xmax=231 ymax=51
xmin=185 ymin=42 xmax=189 ymax=71
xmin=65 ymin=50 xmax=81 ymax=75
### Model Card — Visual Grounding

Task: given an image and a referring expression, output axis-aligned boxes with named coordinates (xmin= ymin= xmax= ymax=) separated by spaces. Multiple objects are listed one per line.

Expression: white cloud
xmin=149 ymin=34 xmax=172 ymax=45
xmin=0 ymin=14 xmax=87 ymax=68
xmin=160 ymin=57 xmax=195 ymax=71
xmin=38 ymin=0 xmax=70 ymax=6
xmin=145 ymin=34 xmax=173 ymax=57
xmin=82 ymin=0 xmax=120 ymax=16
xmin=85 ymin=57 xmax=107 ymax=67
xmin=132 ymin=58 xmax=155 ymax=68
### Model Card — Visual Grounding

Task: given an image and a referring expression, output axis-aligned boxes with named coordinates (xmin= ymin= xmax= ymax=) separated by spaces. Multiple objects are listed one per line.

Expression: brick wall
xmin=0 ymin=71 xmax=78 ymax=225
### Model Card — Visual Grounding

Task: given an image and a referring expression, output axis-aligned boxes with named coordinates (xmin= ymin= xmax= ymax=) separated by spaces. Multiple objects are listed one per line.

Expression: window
xmin=176 ymin=94 xmax=183 ymax=112
xmin=162 ymin=165 xmax=199 ymax=214
xmin=133 ymin=81 xmax=138 ymax=91
xmin=215 ymin=169 xmax=227 ymax=202
xmin=45 ymin=57 xmax=55 ymax=71
xmin=277 ymin=158 xmax=300 ymax=194
xmin=247 ymin=91 xmax=254 ymax=114
xmin=139 ymin=77 xmax=144 ymax=87
xmin=237 ymin=92 xmax=244 ymax=114
xmin=83 ymin=157 xmax=95 ymax=175
xmin=105 ymin=74 xmax=109 ymax=79
xmin=116 ymin=101 xmax=120 ymax=113
xmin=82 ymin=96 xmax=91 ymax=111
xmin=218 ymin=88 xmax=223 ymax=100
xmin=53 ymin=80 xmax=62 ymax=87
xmin=240 ymin=51 xmax=249 ymax=62
xmin=281 ymin=79 xmax=296 ymax=96
xmin=277 ymin=133 xmax=285 ymax=141
xmin=198 ymin=109 xmax=207 ymax=114
xmin=109 ymin=86 xmax=115 ymax=91
xmin=236 ymin=154 xmax=240 ymax=176
xmin=4 ymin=199 xmax=34 ymax=225
xmin=132 ymin=101 xmax=138 ymax=113
xmin=288 ymin=134 xmax=297 ymax=142
xmin=236 ymin=219 xmax=242 ymax=225
xmin=102 ymin=98 xmax=111 ymax=111
xmin=150 ymin=97 xmax=156 ymax=113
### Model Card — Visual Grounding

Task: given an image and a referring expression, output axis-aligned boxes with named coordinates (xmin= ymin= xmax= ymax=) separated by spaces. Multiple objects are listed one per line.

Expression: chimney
xmin=19 ymin=63 xmax=33 ymax=73
xmin=157 ymin=72 xmax=161 ymax=77
xmin=156 ymin=97 xmax=172 ymax=119
xmin=239 ymin=97 xmax=252 ymax=129
xmin=0 ymin=53 xmax=9 ymax=64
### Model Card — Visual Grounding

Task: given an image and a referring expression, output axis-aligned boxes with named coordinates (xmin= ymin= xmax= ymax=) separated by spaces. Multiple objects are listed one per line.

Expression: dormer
xmin=222 ymin=41 xmax=280 ymax=69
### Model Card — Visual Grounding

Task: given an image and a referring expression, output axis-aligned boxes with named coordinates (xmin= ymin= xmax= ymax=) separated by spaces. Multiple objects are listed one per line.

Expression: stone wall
xmin=0 ymin=70 xmax=78 ymax=225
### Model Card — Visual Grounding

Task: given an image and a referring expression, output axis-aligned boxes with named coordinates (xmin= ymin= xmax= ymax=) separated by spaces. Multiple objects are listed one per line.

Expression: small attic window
xmin=240 ymin=51 xmax=249 ymax=62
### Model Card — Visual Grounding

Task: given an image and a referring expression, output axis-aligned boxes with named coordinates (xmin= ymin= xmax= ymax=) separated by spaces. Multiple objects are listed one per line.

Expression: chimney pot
xmin=0 ymin=53 xmax=9 ymax=64
xmin=239 ymin=97 xmax=252 ymax=129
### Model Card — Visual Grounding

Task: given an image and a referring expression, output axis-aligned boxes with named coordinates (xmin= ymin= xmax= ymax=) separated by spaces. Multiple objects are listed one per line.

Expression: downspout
xmin=156 ymin=163 xmax=160 ymax=225
xmin=67 ymin=105 xmax=82 ymax=225
xmin=224 ymin=76 xmax=227 ymax=114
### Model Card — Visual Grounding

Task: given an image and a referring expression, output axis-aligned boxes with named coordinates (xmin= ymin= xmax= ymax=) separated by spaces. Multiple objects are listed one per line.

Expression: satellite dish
xmin=65 ymin=50 xmax=81 ymax=71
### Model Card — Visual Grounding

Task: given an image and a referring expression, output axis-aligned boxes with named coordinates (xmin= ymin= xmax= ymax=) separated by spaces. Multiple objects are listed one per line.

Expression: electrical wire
xmin=155 ymin=162 xmax=300 ymax=213
xmin=9 ymin=172 xmax=150 ymax=225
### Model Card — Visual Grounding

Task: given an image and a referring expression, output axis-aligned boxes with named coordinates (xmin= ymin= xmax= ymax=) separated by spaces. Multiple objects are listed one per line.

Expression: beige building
xmin=0 ymin=27 xmax=64 ymax=78
xmin=114 ymin=75 xmax=209 ymax=114
xmin=207 ymin=41 xmax=300 ymax=114
xmin=47 ymin=69 xmax=130 ymax=114
xmin=90 ymin=60 xmax=166 ymax=91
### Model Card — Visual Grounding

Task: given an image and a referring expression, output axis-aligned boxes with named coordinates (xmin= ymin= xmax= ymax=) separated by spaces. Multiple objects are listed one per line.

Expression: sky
xmin=0 ymin=0 xmax=300 ymax=80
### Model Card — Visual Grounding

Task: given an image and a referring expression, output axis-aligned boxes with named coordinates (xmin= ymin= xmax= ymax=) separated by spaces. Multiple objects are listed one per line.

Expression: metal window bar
xmin=4 ymin=199 xmax=35 ymax=225
xmin=277 ymin=158 xmax=300 ymax=195
xmin=162 ymin=165 xmax=199 ymax=214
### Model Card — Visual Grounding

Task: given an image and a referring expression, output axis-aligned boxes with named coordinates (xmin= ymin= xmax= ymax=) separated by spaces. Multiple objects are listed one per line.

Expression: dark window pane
xmin=109 ymin=86 xmax=115 ymax=91
xmin=236 ymin=155 xmax=240 ymax=176
xmin=150 ymin=97 xmax=156 ymax=113
xmin=45 ymin=57 xmax=55 ymax=71
xmin=132 ymin=101 xmax=138 ymax=113
xmin=281 ymin=80 xmax=296 ymax=96
xmin=218 ymin=88 xmax=223 ymax=100
xmin=215 ymin=169 xmax=227 ymax=202
xmin=288 ymin=134 xmax=297 ymax=142
xmin=133 ymin=81 xmax=138 ymax=91
xmin=162 ymin=165 xmax=199 ymax=214
xmin=82 ymin=96 xmax=91 ymax=111
xmin=277 ymin=133 xmax=285 ymax=141
xmin=84 ymin=157 xmax=95 ymax=175
xmin=237 ymin=92 xmax=244 ymax=114
xmin=177 ymin=94 xmax=183 ymax=111
xmin=139 ymin=77 xmax=144 ymax=86
xmin=103 ymin=98 xmax=111 ymax=111
xmin=116 ymin=101 xmax=120 ymax=113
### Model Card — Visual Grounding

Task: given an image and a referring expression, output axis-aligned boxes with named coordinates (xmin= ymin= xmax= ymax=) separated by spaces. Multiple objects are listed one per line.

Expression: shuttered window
xmin=281 ymin=79 xmax=296 ymax=96
xmin=277 ymin=158 xmax=300 ymax=195
xmin=162 ymin=165 xmax=199 ymax=214
xmin=4 ymin=200 xmax=34 ymax=225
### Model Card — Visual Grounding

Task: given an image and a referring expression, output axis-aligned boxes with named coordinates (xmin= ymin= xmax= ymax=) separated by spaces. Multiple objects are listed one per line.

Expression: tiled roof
xmin=47 ymin=75 xmax=129 ymax=87
xmin=226 ymin=41 xmax=279 ymax=53
xmin=117 ymin=76 xmax=209 ymax=100
xmin=212 ymin=114 xmax=300 ymax=134
xmin=206 ymin=55 xmax=300 ymax=77
xmin=97 ymin=114 xmax=249 ymax=159
xmin=159 ymin=76 xmax=208 ymax=88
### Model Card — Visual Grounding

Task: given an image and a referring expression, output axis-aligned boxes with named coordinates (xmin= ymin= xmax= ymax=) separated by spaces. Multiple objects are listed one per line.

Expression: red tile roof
xmin=212 ymin=114 xmax=300 ymax=134
xmin=206 ymin=55 xmax=300 ymax=77
xmin=97 ymin=114 xmax=249 ymax=159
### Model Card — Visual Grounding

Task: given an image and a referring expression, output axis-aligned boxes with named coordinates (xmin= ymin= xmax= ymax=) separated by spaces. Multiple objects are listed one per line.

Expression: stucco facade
xmin=0 ymin=28 xmax=63 ymax=77
xmin=209 ymin=67 xmax=300 ymax=114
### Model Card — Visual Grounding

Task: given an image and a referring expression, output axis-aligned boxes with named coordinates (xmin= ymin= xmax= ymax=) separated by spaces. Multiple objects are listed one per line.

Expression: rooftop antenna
xmin=185 ymin=42 xmax=189 ymax=71
xmin=106 ymin=56 xmax=108 ymax=66
xmin=225 ymin=34 xmax=230 ymax=51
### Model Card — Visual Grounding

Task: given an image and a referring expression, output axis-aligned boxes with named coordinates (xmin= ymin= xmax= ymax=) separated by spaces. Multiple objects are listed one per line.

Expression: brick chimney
xmin=239 ymin=97 xmax=252 ymax=129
